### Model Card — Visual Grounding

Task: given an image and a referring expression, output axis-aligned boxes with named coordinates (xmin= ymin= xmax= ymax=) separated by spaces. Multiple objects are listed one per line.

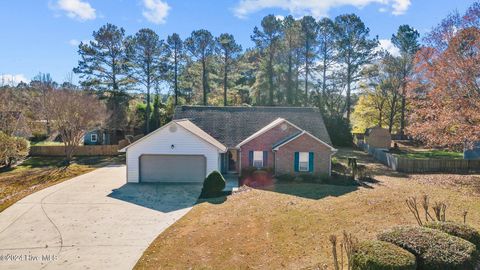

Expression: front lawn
xmin=392 ymin=149 xmax=463 ymax=160
xmin=0 ymin=156 xmax=124 ymax=212
xmin=134 ymin=151 xmax=480 ymax=269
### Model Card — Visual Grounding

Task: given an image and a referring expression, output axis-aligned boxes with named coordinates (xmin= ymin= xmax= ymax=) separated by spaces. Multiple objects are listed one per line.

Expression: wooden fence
xmin=30 ymin=145 xmax=120 ymax=157
xmin=364 ymin=146 xmax=480 ymax=174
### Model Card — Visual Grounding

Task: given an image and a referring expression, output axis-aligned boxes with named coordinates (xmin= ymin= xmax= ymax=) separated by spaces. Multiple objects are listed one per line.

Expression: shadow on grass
xmin=260 ymin=182 xmax=359 ymax=200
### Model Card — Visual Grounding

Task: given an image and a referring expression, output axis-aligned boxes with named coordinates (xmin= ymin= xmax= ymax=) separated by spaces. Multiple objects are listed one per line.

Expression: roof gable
xmin=119 ymin=119 xmax=227 ymax=152
xmin=173 ymin=106 xmax=333 ymax=148
xmin=236 ymin=118 xmax=302 ymax=148
xmin=273 ymin=131 xmax=337 ymax=151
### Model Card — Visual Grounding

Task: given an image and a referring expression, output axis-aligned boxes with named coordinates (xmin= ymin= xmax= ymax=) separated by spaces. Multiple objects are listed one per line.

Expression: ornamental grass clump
xmin=378 ymin=225 xmax=478 ymax=270
xmin=424 ymin=221 xmax=480 ymax=250
xmin=352 ymin=240 xmax=416 ymax=270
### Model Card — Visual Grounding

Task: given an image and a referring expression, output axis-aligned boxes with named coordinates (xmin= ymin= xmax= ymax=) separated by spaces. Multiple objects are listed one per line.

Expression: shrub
xmin=424 ymin=221 xmax=480 ymax=249
xmin=327 ymin=172 xmax=358 ymax=186
xmin=239 ymin=167 xmax=274 ymax=187
xmin=298 ymin=173 xmax=318 ymax=182
xmin=352 ymin=240 xmax=417 ymax=270
xmin=378 ymin=225 xmax=478 ymax=270
xmin=0 ymin=132 xmax=29 ymax=168
xmin=276 ymin=174 xmax=295 ymax=182
xmin=200 ymin=171 xmax=226 ymax=198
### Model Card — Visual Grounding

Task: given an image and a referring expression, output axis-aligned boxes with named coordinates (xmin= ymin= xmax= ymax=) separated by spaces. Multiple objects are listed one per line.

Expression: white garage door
xmin=139 ymin=155 xmax=206 ymax=183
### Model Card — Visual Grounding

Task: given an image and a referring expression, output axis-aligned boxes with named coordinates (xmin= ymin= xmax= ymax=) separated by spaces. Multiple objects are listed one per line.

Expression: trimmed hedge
xmin=352 ymin=240 xmax=417 ymax=270
xmin=200 ymin=171 xmax=226 ymax=198
xmin=378 ymin=225 xmax=478 ymax=270
xmin=424 ymin=221 xmax=480 ymax=249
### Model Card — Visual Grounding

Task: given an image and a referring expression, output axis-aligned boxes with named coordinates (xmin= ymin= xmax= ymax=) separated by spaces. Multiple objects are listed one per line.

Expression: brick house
xmin=121 ymin=106 xmax=336 ymax=183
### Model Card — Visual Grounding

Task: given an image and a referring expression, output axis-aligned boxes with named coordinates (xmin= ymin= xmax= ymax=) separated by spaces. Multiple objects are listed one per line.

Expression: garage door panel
xmin=140 ymin=155 xmax=206 ymax=183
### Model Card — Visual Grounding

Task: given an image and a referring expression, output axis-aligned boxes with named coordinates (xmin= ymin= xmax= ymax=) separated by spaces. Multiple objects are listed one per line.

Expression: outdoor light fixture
xmin=171 ymin=144 xmax=175 ymax=149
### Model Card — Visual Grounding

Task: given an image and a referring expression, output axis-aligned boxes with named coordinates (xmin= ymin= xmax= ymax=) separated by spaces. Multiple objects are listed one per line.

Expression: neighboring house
xmin=464 ymin=142 xmax=480 ymax=160
xmin=364 ymin=126 xmax=391 ymax=149
xmin=84 ymin=129 xmax=110 ymax=145
xmin=84 ymin=129 xmax=134 ymax=145
xmin=120 ymin=106 xmax=336 ymax=183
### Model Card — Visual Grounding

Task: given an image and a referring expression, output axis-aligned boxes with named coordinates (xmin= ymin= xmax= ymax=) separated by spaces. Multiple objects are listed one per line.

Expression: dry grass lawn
xmin=135 ymin=148 xmax=480 ymax=270
xmin=0 ymin=156 xmax=124 ymax=212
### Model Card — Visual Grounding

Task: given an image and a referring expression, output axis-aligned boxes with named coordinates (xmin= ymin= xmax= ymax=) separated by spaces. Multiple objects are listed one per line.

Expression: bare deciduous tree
xmin=45 ymin=90 xmax=107 ymax=163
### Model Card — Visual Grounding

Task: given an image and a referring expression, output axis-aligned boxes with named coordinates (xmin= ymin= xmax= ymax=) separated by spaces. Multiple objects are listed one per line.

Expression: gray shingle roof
xmin=173 ymin=106 xmax=332 ymax=148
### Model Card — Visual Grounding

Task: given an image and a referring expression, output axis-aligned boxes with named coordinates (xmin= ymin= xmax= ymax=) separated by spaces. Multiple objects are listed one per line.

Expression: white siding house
xmin=120 ymin=119 xmax=227 ymax=183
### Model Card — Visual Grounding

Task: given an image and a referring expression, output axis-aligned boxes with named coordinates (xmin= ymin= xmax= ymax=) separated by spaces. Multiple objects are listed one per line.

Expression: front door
xmin=227 ymin=149 xmax=237 ymax=172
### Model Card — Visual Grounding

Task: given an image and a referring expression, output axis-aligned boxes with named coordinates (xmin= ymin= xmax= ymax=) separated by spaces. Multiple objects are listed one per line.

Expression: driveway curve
xmin=0 ymin=165 xmax=202 ymax=270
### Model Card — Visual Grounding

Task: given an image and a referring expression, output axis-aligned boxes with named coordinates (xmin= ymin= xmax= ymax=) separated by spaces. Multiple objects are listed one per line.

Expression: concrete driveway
xmin=0 ymin=165 xmax=202 ymax=270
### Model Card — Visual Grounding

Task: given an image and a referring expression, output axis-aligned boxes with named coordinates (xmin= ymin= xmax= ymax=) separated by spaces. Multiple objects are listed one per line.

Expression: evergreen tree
xmin=334 ymin=14 xmax=378 ymax=121
xmin=185 ymin=29 xmax=215 ymax=105
xmin=216 ymin=33 xmax=242 ymax=106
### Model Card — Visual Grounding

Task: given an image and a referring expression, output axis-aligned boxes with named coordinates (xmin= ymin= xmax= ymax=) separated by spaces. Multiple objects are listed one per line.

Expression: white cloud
xmin=378 ymin=39 xmax=400 ymax=56
xmin=391 ymin=0 xmax=410 ymax=15
xmin=55 ymin=0 xmax=96 ymax=21
xmin=68 ymin=39 xmax=91 ymax=46
xmin=69 ymin=39 xmax=80 ymax=46
xmin=142 ymin=0 xmax=170 ymax=24
xmin=0 ymin=74 xmax=29 ymax=86
xmin=233 ymin=0 xmax=411 ymax=18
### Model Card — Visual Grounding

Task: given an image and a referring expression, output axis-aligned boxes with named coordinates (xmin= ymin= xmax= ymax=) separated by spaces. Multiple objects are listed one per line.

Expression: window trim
xmin=298 ymin=152 xmax=309 ymax=172
xmin=90 ymin=133 xmax=98 ymax=143
xmin=253 ymin=151 xmax=263 ymax=168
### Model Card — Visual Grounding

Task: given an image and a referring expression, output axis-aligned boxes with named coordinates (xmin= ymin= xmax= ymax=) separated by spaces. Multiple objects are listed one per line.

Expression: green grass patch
xmin=30 ymin=141 xmax=64 ymax=146
xmin=392 ymin=150 xmax=463 ymax=160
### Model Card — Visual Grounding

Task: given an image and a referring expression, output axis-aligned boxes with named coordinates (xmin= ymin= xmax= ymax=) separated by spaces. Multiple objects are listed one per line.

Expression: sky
xmin=0 ymin=0 xmax=475 ymax=86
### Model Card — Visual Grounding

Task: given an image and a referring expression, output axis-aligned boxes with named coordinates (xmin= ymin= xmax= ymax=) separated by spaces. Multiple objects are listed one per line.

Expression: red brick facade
xmin=239 ymin=122 xmax=299 ymax=170
xmin=238 ymin=121 xmax=335 ymax=175
xmin=275 ymin=133 xmax=334 ymax=175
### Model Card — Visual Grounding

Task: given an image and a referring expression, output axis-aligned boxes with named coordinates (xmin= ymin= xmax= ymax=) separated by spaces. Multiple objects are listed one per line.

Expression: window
xmin=299 ymin=152 xmax=309 ymax=172
xmin=90 ymin=134 xmax=98 ymax=143
xmin=253 ymin=151 xmax=263 ymax=168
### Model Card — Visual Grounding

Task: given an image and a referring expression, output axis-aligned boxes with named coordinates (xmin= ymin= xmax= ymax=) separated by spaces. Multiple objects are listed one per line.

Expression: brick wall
xmin=240 ymin=122 xmax=300 ymax=169
xmin=275 ymin=133 xmax=334 ymax=175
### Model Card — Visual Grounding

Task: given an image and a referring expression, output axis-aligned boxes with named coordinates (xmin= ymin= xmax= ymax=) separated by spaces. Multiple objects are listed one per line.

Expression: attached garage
xmin=139 ymin=155 xmax=206 ymax=183
xmin=120 ymin=119 xmax=227 ymax=183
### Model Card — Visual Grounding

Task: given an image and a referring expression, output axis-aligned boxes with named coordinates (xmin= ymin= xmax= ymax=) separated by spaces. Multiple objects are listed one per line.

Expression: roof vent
xmin=169 ymin=124 xmax=177 ymax=133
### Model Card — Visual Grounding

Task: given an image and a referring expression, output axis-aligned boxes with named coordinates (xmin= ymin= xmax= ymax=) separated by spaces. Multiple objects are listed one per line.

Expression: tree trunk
xmin=174 ymin=47 xmax=178 ymax=106
xmin=145 ymin=83 xmax=151 ymax=134
xmin=321 ymin=50 xmax=328 ymax=113
xmin=268 ymin=50 xmax=274 ymax=106
xmin=202 ymin=56 xmax=207 ymax=105
xmin=224 ymin=51 xmax=228 ymax=106
xmin=304 ymin=40 xmax=309 ymax=107
xmin=400 ymin=82 xmax=406 ymax=138
xmin=287 ymin=50 xmax=293 ymax=105
xmin=346 ymin=66 xmax=352 ymax=121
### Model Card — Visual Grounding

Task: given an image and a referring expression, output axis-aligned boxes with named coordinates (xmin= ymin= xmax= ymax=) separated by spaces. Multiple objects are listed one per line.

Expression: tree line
xmin=2 ymin=2 xmax=479 ymax=153
xmin=72 ymin=13 xmax=385 ymax=136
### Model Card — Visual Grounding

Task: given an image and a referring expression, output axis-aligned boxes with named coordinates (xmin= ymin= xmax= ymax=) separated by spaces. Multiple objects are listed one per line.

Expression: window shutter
xmin=248 ymin=151 xmax=253 ymax=167
xmin=294 ymin=152 xmax=299 ymax=172
xmin=309 ymin=152 xmax=314 ymax=172
xmin=263 ymin=151 xmax=268 ymax=168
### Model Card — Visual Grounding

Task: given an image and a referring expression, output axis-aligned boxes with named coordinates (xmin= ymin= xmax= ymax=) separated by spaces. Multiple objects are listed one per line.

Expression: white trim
xmin=90 ymin=133 xmax=98 ymax=143
xmin=329 ymin=151 xmax=335 ymax=176
xmin=253 ymin=151 xmax=263 ymax=168
xmin=235 ymin=118 xmax=303 ymax=148
xmin=298 ymin=152 xmax=310 ymax=172
xmin=273 ymin=130 xmax=337 ymax=152
xmin=119 ymin=119 xmax=227 ymax=153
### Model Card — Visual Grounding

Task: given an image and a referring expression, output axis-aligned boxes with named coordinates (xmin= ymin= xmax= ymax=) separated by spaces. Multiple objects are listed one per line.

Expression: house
xmin=84 ymin=129 xmax=137 ymax=145
xmin=464 ymin=142 xmax=480 ymax=160
xmin=120 ymin=106 xmax=336 ymax=183
xmin=364 ymin=126 xmax=391 ymax=149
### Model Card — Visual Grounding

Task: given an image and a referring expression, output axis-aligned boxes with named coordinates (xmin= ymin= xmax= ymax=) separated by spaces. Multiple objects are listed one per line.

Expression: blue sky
xmin=0 ymin=0 xmax=474 ymax=86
